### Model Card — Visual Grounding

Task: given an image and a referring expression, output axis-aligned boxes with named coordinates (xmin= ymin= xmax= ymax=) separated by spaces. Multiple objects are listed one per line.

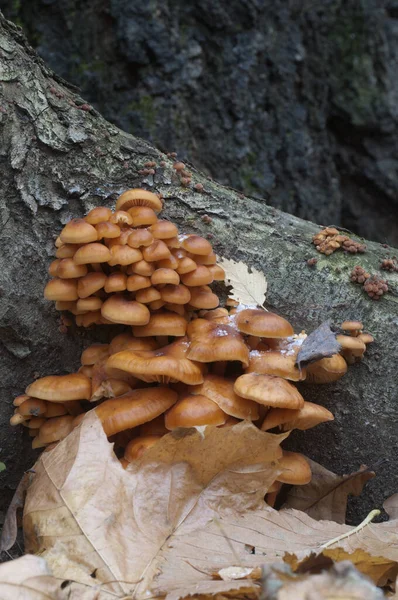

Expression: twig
xmin=320 ymin=509 xmax=380 ymax=549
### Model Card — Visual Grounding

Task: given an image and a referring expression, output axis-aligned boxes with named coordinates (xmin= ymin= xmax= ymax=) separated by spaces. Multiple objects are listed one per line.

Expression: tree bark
xmin=1 ymin=0 xmax=397 ymax=245
xmin=0 ymin=13 xmax=397 ymax=526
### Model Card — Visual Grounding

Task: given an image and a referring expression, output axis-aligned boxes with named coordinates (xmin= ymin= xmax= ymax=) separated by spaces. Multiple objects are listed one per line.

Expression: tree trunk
xmin=0 ymin=13 xmax=397 ymax=527
xmin=1 ymin=0 xmax=397 ymax=245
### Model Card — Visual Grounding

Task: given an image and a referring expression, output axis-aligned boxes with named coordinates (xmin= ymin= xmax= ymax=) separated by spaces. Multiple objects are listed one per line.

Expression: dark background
xmin=1 ymin=0 xmax=398 ymax=245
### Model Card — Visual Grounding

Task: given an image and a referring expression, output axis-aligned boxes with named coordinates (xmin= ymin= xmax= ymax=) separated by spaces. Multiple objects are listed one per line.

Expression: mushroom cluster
xmin=10 ymin=189 xmax=374 ymax=509
xmin=313 ymin=227 xmax=366 ymax=255
xmin=45 ymin=188 xmax=224 ymax=326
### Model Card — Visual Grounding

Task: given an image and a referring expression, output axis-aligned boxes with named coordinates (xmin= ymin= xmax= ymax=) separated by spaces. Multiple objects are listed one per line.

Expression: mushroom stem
xmin=247 ymin=336 xmax=260 ymax=350
xmin=212 ymin=361 xmax=227 ymax=376
xmin=91 ymin=263 xmax=103 ymax=272
xmin=63 ymin=400 xmax=84 ymax=416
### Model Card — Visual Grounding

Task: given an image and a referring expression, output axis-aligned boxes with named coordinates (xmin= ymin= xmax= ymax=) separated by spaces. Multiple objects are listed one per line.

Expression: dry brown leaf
xmin=262 ymin=560 xmax=386 ymax=599
xmin=0 ymin=554 xmax=96 ymax=600
xmin=0 ymin=472 xmax=31 ymax=552
xmin=217 ymin=257 xmax=267 ymax=307
xmin=17 ymin=413 xmax=398 ymax=599
xmin=282 ymin=459 xmax=375 ymax=523
xmin=23 ymin=413 xmax=286 ymax=599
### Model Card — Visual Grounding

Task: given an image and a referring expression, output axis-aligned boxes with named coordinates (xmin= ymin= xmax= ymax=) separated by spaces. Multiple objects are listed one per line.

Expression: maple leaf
xmin=282 ymin=459 xmax=375 ymax=523
xmin=11 ymin=413 xmax=398 ymax=599
xmin=217 ymin=257 xmax=267 ymax=307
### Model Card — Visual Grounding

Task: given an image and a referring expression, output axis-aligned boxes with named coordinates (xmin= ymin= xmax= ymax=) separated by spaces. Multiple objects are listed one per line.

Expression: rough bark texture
xmin=0 ymin=13 xmax=397 ymax=537
xmin=0 ymin=0 xmax=397 ymax=244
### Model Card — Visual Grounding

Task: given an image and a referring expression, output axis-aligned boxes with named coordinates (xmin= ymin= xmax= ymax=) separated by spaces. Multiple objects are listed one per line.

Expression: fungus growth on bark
xmin=10 ymin=189 xmax=374 ymax=509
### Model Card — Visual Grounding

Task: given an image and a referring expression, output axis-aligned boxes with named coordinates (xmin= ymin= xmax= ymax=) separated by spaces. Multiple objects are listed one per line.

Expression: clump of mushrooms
xmin=11 ymin=189 xmax=374 ymax=510
xmin=45 ymin=188 xmax=223 ymax=327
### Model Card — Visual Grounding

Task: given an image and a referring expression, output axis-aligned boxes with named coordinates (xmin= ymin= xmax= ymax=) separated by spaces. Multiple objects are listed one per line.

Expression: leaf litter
xmin=2 ymin=412 xmax=397 ymax=599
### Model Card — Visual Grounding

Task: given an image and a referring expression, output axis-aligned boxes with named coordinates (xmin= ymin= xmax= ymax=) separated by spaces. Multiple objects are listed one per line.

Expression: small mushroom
xmin=190 ymin=375 xmax=259 ymax=420
xmin=234 ymin=308 xmax=294 ymax=339
xmin=96 ymin=387 xmax=177 ymax=436
xmin=336 ymin=335 xmax=366 ymax=364
xmin=261 ymin=401 xmax=334 ymax=432
xmin=276 ymin=451 xmax=312 ymax=485
xmin=305 ymin=354 xmax=348 ymax=383
xmin=26 ymin=373 xmax=91 ymax=402
xmin=234 ymin=373 xmax=305 ymax=409
xmin=116 ymin=189 xmax=163 ymax=213
xmin=186 ymin=319 xmax=249 ymax=366
xmin=165 ymin=394 xmax=227 ymax=429
xmin=341 ymin=321 xmax=363 ymax=337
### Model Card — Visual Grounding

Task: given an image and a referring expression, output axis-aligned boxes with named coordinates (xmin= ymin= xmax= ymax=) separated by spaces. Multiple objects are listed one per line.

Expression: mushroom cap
xmin=26 ymin=374 xmax=91 ymax=402
xmin=35 ymin=415 xmax=75 ymax=444
xmin=76 ymin=297 xmax=103 ymax=312
xmin=158 ymin=255 xmax=180 ymax=270
xmin=56 ymin=258 xmax=88 ymax=279
xmin=104 ymin=272 xmax=128 ymax=293
xmin=55 ymin=243 xmax=80 ymax=259
xmin=151 ymin=268 xmax=180 ymax=286
xmin=108 ymin=333 xmax=158 ymax=355
xmin=188 ymin=288 xmax=220 ymax=309
xmin=110 ymin=210 xmax=134 ymax=226
xmin=96 ymin=387 xmax=177 ymax=436
xmin=357 ymin=333 xmax=374 ymax=345
xmin=96 ymin=222 xmax=121 ymax=239
xmin=208 ymin=264 xmax=225 ymax=280
xmin=124 ymin=435 xmax=163 ymax=462
xmin=105 ymin=337 xmax=205 ymax=385
xmin=191 ymin=375 xmax=259 ymax=420
xmin=73 ymin=243 xmax=112 ymax=264
xmin=116 ymin=189 xmax=162 ymax=213
xmin=336 ymin=335 xmax=366 ymax=353
xmin=135 ymin=287 xmax=162 ymax=304
xmin=109 ymin=245 xmax=143 ymax=266
xmin=44 ymin=278 xmax=78 ymax=301
xmin=90 ymin=356 xmax=137 ymax=400
xmin=85 ymin=207 xmax=112 ymax=225
xmin=81 ymin=343 xmax=109 ymax=366
xmin=150 ymin=221 xmax=179 ymax=239
xmin=127 ymin=206 xmax=158 ymax=226
xmin=234 ymin=309 xmax=294 ymax=338
xmin=181 ymin=265 xmax=213 ymax=287
xmin=18 ymin=398 xmax=47 ymax=417
xmin=261 ymin=401 xmax=334 ymax=431
xmin=128 ymin=229 xmax=154 ymax=248
xmin=341 ymin=320 xmax=363 ymax=334
xmin=132 ymin=312 xmax=188 ymax=337
xmin=160 ymin=284 xmax=191 ymax=305
xmin=127 ymin=275 xmax=151 ymax=292
xmin=77 ymin=272 xmax=107 ymax=298
xmin=176 ymin=257 xmax=197 ymax=275
xmin=128 ymin=260 xmax=156 ymax=277
xmin=101 ymin=294 xmax=150 ymax=325
xmin=60 ymin=218 xmax=98 ymax=244
xmin=165 ymin=394 xmax=227 ymax=429
xmin=234 ymin=373 xmax=305 ymax=409
xmin=246 ymin=349 xmax=306 ymax=381
xmin=181 ymin=235 xmax=212 ymax=255
xmin=194 ymin=252 xmax=217 ymax=266
xmin=305 ymin=354 xmax=348 ymax=383
xmin=276 ymin=451 xmax=312 ymax=485
xmin=143 ymin=240 xmax=171 ymax=262
xmin=186 ymin=319 xmax=249 ymax=367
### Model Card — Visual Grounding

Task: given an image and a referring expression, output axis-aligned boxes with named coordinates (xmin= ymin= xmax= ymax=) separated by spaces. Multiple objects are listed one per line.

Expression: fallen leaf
xmin=0 ymin=472 xmax=31 ymax=552
xmin=282 ymin=459 xmax=375 ymax=523
xmin=23 ymin=413 xmax=286 ymax=598
xmin=384 ymin=494 xmax=398 ymax=520
xmin=0 ymin=462 xmax=6 ymax=472
xmin=0 ymin=554 xmax=96 ymax=600
xmin=296 ymin=321 xmax=340 ymax=369
xmin=262 ymin=560 xmax=386 ymax=599
xmin=217 ymin=257 xmax=267 ymax=307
